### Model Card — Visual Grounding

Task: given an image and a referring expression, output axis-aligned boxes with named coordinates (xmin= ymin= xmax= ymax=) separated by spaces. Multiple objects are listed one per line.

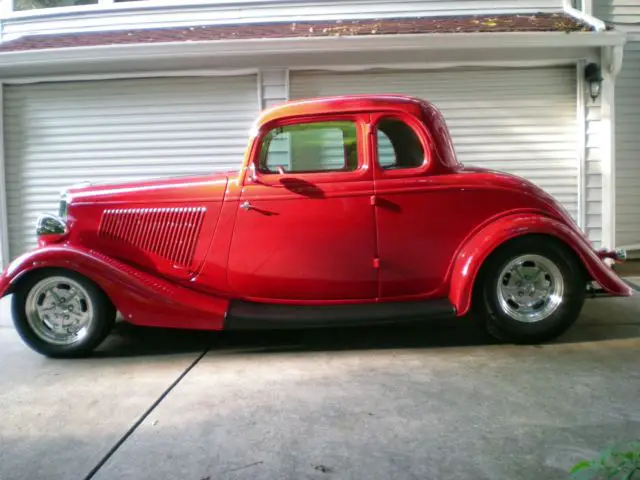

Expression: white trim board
xmin=287 ymin=58 xmax=600 ymax=72
xmin=562 ymin=0 xmax=606 ymax=31
xmin=0 ymin=56 xmax=599 ymax=86
xmin=0 ymin=31 xmax=626 ymax=73
xmin=576 ymin=60 xmax=587 ymax=231
xmin=1 ymin=68 xmax=260 ymax=84
xmin=599 ymin=59 xmax=618 ymax=249
xmin=0 ymin=83 xmax=9 ymax=268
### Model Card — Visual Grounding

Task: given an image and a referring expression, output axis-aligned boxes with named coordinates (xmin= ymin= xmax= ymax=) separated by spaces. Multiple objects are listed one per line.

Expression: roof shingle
xmin=0 ymin=13 xmax=592 ymax=53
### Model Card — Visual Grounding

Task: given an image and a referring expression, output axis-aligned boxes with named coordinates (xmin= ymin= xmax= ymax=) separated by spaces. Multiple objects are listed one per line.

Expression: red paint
xmin=1 ymin=246 xmax=228 ymax=330
xmin=448 ymin=213 xmax=633 ymax=316
xmin=0 ymin=94 xmax=632 ymax=330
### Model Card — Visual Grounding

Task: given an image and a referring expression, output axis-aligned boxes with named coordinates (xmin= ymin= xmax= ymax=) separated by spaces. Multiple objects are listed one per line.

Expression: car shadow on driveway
xmin=94 ymin=310 xmax=640 ymax=358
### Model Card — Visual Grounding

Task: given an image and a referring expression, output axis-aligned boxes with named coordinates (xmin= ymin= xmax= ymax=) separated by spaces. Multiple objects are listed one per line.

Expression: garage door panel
xmin=291 ymin=67 xmax=578 ymax=223
xmin=5 ymin=110 xmax=256 ymax=126
xmin=4 ymin=75 xmax=258 ymax=257
xmin=7 ymin=105 xmax=257 ymax=121
xmin=5 ymin=120 xmax=254 ymax=137
xmin=452 ymin=134 xmax=574 ymax=144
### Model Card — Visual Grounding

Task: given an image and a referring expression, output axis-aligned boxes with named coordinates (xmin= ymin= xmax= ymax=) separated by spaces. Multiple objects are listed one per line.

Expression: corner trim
xmin=576 ymin=60 xmax=587 ymax=232
xmin=599 ymin=46 xmax=624 ymax=249
xmin=0 ymin=83 xmax=9 ymax=268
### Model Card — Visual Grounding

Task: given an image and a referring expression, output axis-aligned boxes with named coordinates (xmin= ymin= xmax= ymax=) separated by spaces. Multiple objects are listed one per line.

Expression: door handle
xmin=240 ymin=201 xmax=252 ymax=211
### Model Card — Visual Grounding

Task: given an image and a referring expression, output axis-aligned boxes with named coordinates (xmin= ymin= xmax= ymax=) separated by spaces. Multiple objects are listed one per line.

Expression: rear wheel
xmin=474 ymin=236 xmax=586 ymax=344
xmin=12 ymin=269 xmax=115 ymax=358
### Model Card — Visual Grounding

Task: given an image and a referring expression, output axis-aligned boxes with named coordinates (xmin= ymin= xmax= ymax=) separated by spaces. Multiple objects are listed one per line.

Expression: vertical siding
xmin=594 ymin=0 xmax=640 ymax=26
xmin=615 ymin=41 xmax=640 ymax=247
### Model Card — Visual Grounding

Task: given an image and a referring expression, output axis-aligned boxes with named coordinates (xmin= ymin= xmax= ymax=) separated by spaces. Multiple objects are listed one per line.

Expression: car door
xmin=227 ymin=113 xmax=377 ymax=301
xmin=371 ymin=112 xmax=455 ymax=299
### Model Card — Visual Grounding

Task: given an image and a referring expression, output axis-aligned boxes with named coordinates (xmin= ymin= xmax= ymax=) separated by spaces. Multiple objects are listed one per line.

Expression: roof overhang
xmin=0 ymin=29 xmax=627 ymax=78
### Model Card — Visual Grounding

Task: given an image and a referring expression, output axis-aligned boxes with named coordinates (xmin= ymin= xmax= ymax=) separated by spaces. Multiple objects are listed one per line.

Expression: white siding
xmin=615 ymin=41 xmax=640 ymax=247
xmin=594 ymin=0 xmax=640 ymax=26
xmin=2 ymin=0 xmax=564 ymax=39
xmin=259 ymin=69 xmax=291 ymax=168
xmin=260 ymin=69 xmax=288 ymax=110
xmin=3 ymin=75 xmax=259 ymax=258
xmin=291 ymin=67 xmax=584 ymax=234
xmin=592 ymin=3 xmax=640 ymax=248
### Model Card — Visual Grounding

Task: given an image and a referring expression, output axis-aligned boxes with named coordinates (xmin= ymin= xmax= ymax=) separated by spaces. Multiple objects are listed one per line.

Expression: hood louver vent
xmin=98 ymin=207 xmax=206 ymax=269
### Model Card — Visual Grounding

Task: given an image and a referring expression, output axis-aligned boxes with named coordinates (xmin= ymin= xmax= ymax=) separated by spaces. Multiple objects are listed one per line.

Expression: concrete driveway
xmin=1 ymin=288 xmax=639 ymax=480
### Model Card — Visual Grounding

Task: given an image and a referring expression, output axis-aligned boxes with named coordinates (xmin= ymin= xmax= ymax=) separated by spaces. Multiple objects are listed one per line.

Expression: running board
xmin=225 ymin=299 xmax=456 ymax=330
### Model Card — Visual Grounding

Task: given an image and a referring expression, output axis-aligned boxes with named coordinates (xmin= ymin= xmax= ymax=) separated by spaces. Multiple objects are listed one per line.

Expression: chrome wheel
xmin=496 ymin=254 xmax=564 ymax=323
xmin=25 ymin=276 xmax=94 ymax=346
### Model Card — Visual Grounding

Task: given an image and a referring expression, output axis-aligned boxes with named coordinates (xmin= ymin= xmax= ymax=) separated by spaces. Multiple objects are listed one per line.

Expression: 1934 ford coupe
xmin=0 ymin=94 xmax=632 ymax=357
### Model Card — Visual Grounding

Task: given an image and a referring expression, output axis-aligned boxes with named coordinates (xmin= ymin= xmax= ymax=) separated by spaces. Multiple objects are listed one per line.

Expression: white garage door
xmin=615 ymin=41 xmax=640 ymax=249
xmin=4 ymin=75 xmax=259 ymax=258
xmin=291 ymin=67 xmax=578 ymax=220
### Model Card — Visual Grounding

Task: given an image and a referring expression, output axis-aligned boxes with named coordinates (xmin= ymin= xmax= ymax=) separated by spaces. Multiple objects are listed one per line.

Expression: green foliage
xmin=569 ymin=441 xmax=640 ymax=480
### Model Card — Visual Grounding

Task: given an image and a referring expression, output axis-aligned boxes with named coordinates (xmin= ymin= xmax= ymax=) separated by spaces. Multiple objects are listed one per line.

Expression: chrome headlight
xmin=36 ymin=213 xmax=67 ymax=236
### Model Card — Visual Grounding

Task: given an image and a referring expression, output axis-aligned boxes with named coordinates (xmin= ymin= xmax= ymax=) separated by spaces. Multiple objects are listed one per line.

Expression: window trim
xmin=246 ymin=113 xmax=370 ymax=186
xmin=259 ymin=120 xmax=357 ymax=175
xmin=9 ymin=0 xmax=106 ymax=16
xmin=369 ymin=112 xmax=434 ymax=179
xmin=5 ymin=0 xmax=279 ymax=18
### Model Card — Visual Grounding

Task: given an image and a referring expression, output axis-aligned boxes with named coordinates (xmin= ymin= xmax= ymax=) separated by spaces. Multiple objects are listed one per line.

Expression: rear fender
xmin=449 ymin=214 xmax=633 ymax=316
xmin=0 ymin=246 xmax=228 ymax=330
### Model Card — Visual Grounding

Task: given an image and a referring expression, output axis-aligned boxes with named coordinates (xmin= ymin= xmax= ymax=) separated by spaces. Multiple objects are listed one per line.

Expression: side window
xmin=259 ymin=120 xmax=358 ymax=174
xmin=376 ymin=118 xmax=425 ymax=170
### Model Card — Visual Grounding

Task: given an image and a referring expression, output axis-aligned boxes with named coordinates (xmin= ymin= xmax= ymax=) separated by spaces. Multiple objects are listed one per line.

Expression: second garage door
xmin=291 ymin=67 xmax=579 ymax=221
xmin=4 ymin=75 xmax=259 ymax=258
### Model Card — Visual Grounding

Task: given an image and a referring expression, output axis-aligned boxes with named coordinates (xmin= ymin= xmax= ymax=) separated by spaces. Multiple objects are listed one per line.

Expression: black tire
xmin=12 ymin=268 xmax=116 ymax=358
xmin=473 ymin=235 xmax=586 ymax=344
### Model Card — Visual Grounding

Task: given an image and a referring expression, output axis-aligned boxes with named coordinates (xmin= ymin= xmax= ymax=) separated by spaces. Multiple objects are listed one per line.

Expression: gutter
xmin=0 ymin=30 xmax=627 ymax=69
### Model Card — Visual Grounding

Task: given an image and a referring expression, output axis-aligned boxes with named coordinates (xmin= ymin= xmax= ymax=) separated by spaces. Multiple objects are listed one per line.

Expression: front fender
xmin=0 ymin=246 xmax=228 ymax=330
xmin=449 ymin=214 xmax=633 ymax=316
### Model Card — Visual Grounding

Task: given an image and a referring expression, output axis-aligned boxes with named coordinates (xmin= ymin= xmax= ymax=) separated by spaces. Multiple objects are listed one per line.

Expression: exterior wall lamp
xmin=584 ymin=63 xmax=603 ymax=101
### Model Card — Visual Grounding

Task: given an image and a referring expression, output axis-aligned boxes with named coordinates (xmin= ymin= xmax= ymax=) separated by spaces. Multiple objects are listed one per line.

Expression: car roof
xmin=255 ymin=94 xmax=431 ymax=127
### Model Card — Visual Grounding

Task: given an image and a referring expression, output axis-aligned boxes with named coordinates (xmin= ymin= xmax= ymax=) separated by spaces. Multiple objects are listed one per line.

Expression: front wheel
xmin=12 ymin=269 xmax=115 ymax=358
xmin=474 ymin=236 xmax=586 ymax=344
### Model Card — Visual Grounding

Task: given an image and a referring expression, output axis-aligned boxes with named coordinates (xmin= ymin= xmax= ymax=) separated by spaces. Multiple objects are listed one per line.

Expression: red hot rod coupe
xmin=0 ymin=94 xmax=632 ymax=357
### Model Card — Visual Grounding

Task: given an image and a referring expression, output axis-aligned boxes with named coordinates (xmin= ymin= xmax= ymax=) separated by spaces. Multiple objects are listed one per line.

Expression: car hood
xmin=65 ymin=171 xmax=236 ymax=205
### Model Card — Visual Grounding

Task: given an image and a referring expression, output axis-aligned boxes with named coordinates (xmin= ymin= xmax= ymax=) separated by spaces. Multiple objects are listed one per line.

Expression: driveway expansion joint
xmin=81 ymin=347 xmax=210 ymax=480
